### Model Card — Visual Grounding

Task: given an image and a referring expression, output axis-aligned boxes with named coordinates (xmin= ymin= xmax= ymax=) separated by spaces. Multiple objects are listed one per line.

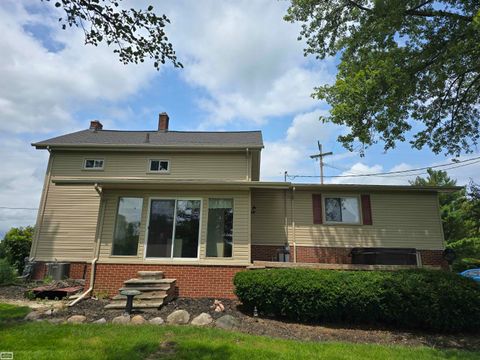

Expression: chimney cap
xmin=89 ymin=120 xmax=103 ymax=131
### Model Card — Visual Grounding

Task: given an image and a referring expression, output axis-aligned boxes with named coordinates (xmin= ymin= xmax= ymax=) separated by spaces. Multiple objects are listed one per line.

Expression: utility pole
xmin=310 ymin=141 xmax=333 ymax=184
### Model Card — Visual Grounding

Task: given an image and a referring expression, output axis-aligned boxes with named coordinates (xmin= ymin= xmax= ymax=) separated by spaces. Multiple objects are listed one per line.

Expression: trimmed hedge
xmin=234 ymin=268 xmax=480 ymax=332
xmin=446 ymin=237 xmax=480 ymax=272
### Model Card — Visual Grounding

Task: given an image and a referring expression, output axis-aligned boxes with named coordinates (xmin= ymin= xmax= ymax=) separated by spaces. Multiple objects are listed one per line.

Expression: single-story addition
xmin=29 ymin=113 xmax=455 ymax=299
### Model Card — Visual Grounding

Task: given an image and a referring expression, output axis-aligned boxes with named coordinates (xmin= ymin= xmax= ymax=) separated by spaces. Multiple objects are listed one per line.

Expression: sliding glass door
xmin=146 ymin=199 xmax=201 ymax=259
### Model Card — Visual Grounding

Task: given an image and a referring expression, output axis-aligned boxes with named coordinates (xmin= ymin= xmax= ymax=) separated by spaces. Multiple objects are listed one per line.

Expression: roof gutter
xmin=31 ymin=143 xmax=264 ymax=151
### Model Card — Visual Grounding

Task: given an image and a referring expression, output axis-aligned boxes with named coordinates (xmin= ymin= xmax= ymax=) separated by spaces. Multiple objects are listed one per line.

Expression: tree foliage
xmin=285 ymin=1 xmax=480 ymax=155
xmin=44 ymin=0 xmax=182 ymax=69
xmin=0 ymin=226 xmax=34 ymax=274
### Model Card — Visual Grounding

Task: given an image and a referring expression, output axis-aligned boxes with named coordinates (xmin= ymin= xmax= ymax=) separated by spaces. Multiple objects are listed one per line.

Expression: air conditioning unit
xmin=45 ymin=262 xmax=70 ymax=280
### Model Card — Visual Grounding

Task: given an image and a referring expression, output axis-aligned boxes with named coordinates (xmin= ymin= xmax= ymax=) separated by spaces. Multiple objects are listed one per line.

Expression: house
xmin=30 ymin=113 xmax=451 ymax=299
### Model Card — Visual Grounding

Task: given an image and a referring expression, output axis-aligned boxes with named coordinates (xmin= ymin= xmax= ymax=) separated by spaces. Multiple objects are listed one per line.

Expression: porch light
xmin=251 ymin=206 xmax=256 ymax=214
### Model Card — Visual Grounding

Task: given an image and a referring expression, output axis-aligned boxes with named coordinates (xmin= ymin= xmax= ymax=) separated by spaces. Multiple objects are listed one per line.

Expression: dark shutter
xmin=361 ymin=194 xmax=373 ymax=225
xmin=312 ymin=194 xmax=323 ymax=224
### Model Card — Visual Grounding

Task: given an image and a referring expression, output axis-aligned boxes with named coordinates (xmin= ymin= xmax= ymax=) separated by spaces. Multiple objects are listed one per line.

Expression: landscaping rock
xmin=67 ymin=315 xmax=87 ymax=324
xmin=191 ymin=313 xmax=213 ymax=326
xmin=44 ymin=309 xmax=54 ymax=316
xmin=149 ymin=317 xmax=164 ymax=325
xmin=112 ymin=314 xmax=130 ymax=324
xmin=93 ymin=318 xmax=107 ymax=324
xmin=48 ymin=318 xmax=65 ymax=324
xmin=215 ymin=315 xmax=238 ymax=330
xmin=24 ymin=311 xmax=41 ymax=321
xmin=130 ymin=315 xmax=146 ymax=325
xmin=166 ymin=310 xmax=190 ymax=325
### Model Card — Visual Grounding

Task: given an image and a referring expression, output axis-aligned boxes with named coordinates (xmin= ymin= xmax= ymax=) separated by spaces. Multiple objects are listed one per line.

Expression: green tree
xmin=0 ymin=226 xmax=34 ymax=274
xmin=285 ymin=1 xmax=480 ymax=155
xmin=44 ymin=0 xmax=182 ymax=70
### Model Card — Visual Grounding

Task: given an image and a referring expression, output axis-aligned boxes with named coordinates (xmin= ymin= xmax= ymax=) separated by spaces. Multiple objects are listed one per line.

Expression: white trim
xmin=147 ymin=159 xmax=170 ymax=174
xmin=83 ymin=158 xmax=105 ymax=170
xmin=144 ymin=197 xmax=202 ymax=261
xmin=322 ymin=194 xmax=361 ymax=225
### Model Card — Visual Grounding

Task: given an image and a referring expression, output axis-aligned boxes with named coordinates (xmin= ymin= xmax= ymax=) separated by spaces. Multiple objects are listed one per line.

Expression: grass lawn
xmin=0 ymin=303 xmax=30 ymax=322
xmin=0 ymin=321 xmax=479 ymax=360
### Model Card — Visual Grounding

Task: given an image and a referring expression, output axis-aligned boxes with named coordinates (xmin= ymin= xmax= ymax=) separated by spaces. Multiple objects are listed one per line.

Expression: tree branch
xmin=405 ymin=9 xmax=473 ymax=21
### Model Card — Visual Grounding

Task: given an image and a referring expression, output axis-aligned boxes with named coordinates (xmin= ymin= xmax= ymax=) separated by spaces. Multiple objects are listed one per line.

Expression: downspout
xmin=69 ymin=183 xmax=104 ymax=306
xmin=245 ymin=148 xmax=250 ymax=180
xmin=292 ymin=186 xmax=297 ymax=263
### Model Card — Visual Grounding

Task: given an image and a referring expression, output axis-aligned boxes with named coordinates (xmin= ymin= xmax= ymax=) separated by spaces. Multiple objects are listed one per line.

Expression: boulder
xmin=24 ymin=311 xmax=41 ymax=321
xmin=166 ymin=310 xmax=190 ymax=325
xmin=130 ymin=315 xmax=146 ymax=325
xmin=149 ymin=317 xmax=164 ymax=325
xmin=191 ymin=313 xmax=213 ymax=326
xmin=215 ymin=315 xmax=238 ymax=330
xmin=112 ymin=315 xmax=130 ymax=325
xmin=93 ymin=318 xmax=107 ymax=324
xmin=67 ymin=315 xmax=87 ymax=324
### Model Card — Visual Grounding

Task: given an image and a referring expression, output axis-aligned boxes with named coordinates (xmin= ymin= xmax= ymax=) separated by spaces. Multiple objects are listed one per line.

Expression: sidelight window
xmin=112 ymin=197 xmax=143 ymax=255
xmin=206 ymin=199 xmax=233 ymax=258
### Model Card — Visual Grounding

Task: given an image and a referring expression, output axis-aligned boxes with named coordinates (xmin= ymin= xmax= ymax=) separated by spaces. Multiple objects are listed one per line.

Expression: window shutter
xmin=361 ymin=194 xmax=373 ymax=225
xmin=312 ymin=194 xmax=323 ymax=224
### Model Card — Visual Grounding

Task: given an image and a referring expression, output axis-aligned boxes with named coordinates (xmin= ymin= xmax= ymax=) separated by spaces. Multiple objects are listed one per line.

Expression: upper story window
xmin=324 ymin=196 xmax=360 ymax=224
xmin=149 ymin=159 xmax=170 ymax=173
xmin=84 ymin=159 xmax=104 ymax=170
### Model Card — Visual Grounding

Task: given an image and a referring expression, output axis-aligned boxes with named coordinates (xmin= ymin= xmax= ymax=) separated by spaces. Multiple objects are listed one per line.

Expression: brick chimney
xmin=89 ymin=120 xmax=103 ymax=131
xmin=158 ymin=112 xmax=169 ymax=132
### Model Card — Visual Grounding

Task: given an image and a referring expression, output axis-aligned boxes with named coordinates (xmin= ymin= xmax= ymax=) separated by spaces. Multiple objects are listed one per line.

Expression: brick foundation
xmin=418 ymin=250 xmax=449 ymax=268
xmin=252 ymin=245 xmax=448 ymax=268
xmin=92 ymin=263 xmax=244 ymax=298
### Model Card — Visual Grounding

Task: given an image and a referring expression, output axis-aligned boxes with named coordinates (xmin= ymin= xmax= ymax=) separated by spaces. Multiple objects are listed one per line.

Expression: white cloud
xmin=0 ymin=1 xmax=154 ymax=134
xmin=165 ymin=0 xmax=335 ymax=126
xmin=261 ymin=109 xmax=347 ymax=180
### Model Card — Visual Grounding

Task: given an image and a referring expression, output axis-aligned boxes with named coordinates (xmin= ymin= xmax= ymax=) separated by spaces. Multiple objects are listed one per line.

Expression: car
xmin=459 ymin=269 xmax=480 ymax=283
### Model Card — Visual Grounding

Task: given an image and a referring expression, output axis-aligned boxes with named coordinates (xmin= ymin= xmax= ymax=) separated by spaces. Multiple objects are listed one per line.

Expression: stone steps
xmin=105 ymin=271 xmax=176 ymax=310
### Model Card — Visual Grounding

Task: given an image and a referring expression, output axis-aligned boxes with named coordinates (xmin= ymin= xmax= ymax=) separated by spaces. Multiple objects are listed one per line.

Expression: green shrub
xmin=0 ymin=258 xmax=17 ymax=285
xmin=447 ymin=237 xmax=480 ymax=272
xmin=234 ymin=268 xmax=480 ymax=332
xmin=1 ymin=226 xmax=34 ymax=273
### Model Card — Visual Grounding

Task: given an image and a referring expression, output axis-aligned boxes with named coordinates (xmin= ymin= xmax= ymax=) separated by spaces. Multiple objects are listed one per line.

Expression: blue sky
xmin=0 ymin=0 xmax=478 ymax=235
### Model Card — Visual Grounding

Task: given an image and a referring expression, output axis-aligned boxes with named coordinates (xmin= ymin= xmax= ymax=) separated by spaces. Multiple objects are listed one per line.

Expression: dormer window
xmin=84 ymin=159 xmax=104 ymax=170
xmin=149 ymin=159 xmax=169 ymax=173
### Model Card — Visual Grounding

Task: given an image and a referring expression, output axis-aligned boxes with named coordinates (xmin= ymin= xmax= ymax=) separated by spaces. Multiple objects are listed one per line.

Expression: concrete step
xmin=104 ymin=301 xmax=164 ymax=310
xmin=119 ymin=285 xmax=172 ymax=292
xmin=137 ymin=271 xmax=164 ymax=279
xmin=112 ymin=293 xmax=168 ymax=301
xmin=123 ymin=278 xmax=176 ymax=286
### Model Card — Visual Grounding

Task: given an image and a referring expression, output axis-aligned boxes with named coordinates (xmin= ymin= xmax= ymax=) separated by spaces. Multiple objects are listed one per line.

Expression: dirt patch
xmin=1 ymin=285 xmax=478 ymax=351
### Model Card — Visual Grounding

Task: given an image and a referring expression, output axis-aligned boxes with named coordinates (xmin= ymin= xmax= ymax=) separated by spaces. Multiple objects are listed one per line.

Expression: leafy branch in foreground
xmin=285 ymin=1 xmax=480 ymax=155
xmin=44 ymin=0 xmax=182 ymax=69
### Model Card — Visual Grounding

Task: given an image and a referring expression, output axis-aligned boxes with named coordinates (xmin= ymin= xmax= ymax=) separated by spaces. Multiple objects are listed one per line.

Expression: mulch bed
xmin=1 ymin=284 xmax=479 ymax=350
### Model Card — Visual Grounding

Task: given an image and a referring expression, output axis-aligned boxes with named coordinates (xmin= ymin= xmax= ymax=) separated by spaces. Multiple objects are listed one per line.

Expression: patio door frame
xmin=143 ymin=197 xmax=202 ymax=261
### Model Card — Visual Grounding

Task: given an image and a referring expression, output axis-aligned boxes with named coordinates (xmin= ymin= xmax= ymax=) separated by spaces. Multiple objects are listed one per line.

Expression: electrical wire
xmin=287 ymin=156 xmax=480 ymax=180
xmin=0 ymin=207 xmax=38 ymax=210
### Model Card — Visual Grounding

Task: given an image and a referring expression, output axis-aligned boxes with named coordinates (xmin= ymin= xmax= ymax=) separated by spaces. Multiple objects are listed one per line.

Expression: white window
xmin=84 ymin=159 xmax=104 ymax=170
xmin=149 ymin=159 xmax=169 ymax=173
xmin=324 ymin=197 xmax=360 ymax=224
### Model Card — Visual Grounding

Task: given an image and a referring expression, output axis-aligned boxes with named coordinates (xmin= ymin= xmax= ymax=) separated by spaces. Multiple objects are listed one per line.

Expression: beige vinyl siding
xmin=34 ymin=182 xmax=100 ymax=261
xmin=251 ymin=189 xmax=444 ymax=250
xmin=251 ymin=189 xmax=289 ymax=245
xmin=97 ymin=189 xmax=251 ymax=265
xmin=51 ymin=150 xmax=249 ymax=180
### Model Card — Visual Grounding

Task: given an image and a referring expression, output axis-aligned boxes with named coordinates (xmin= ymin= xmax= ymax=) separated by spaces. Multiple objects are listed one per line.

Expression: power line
xmin=0 ymin=206 xmax=38 ymax=210
xmin=287 ymin=156 xmax=480 ymax=179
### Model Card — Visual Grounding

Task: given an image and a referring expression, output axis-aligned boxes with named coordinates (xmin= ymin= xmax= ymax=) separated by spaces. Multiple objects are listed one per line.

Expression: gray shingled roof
xmin=32 ymin=129 xmax=264 ymax=149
